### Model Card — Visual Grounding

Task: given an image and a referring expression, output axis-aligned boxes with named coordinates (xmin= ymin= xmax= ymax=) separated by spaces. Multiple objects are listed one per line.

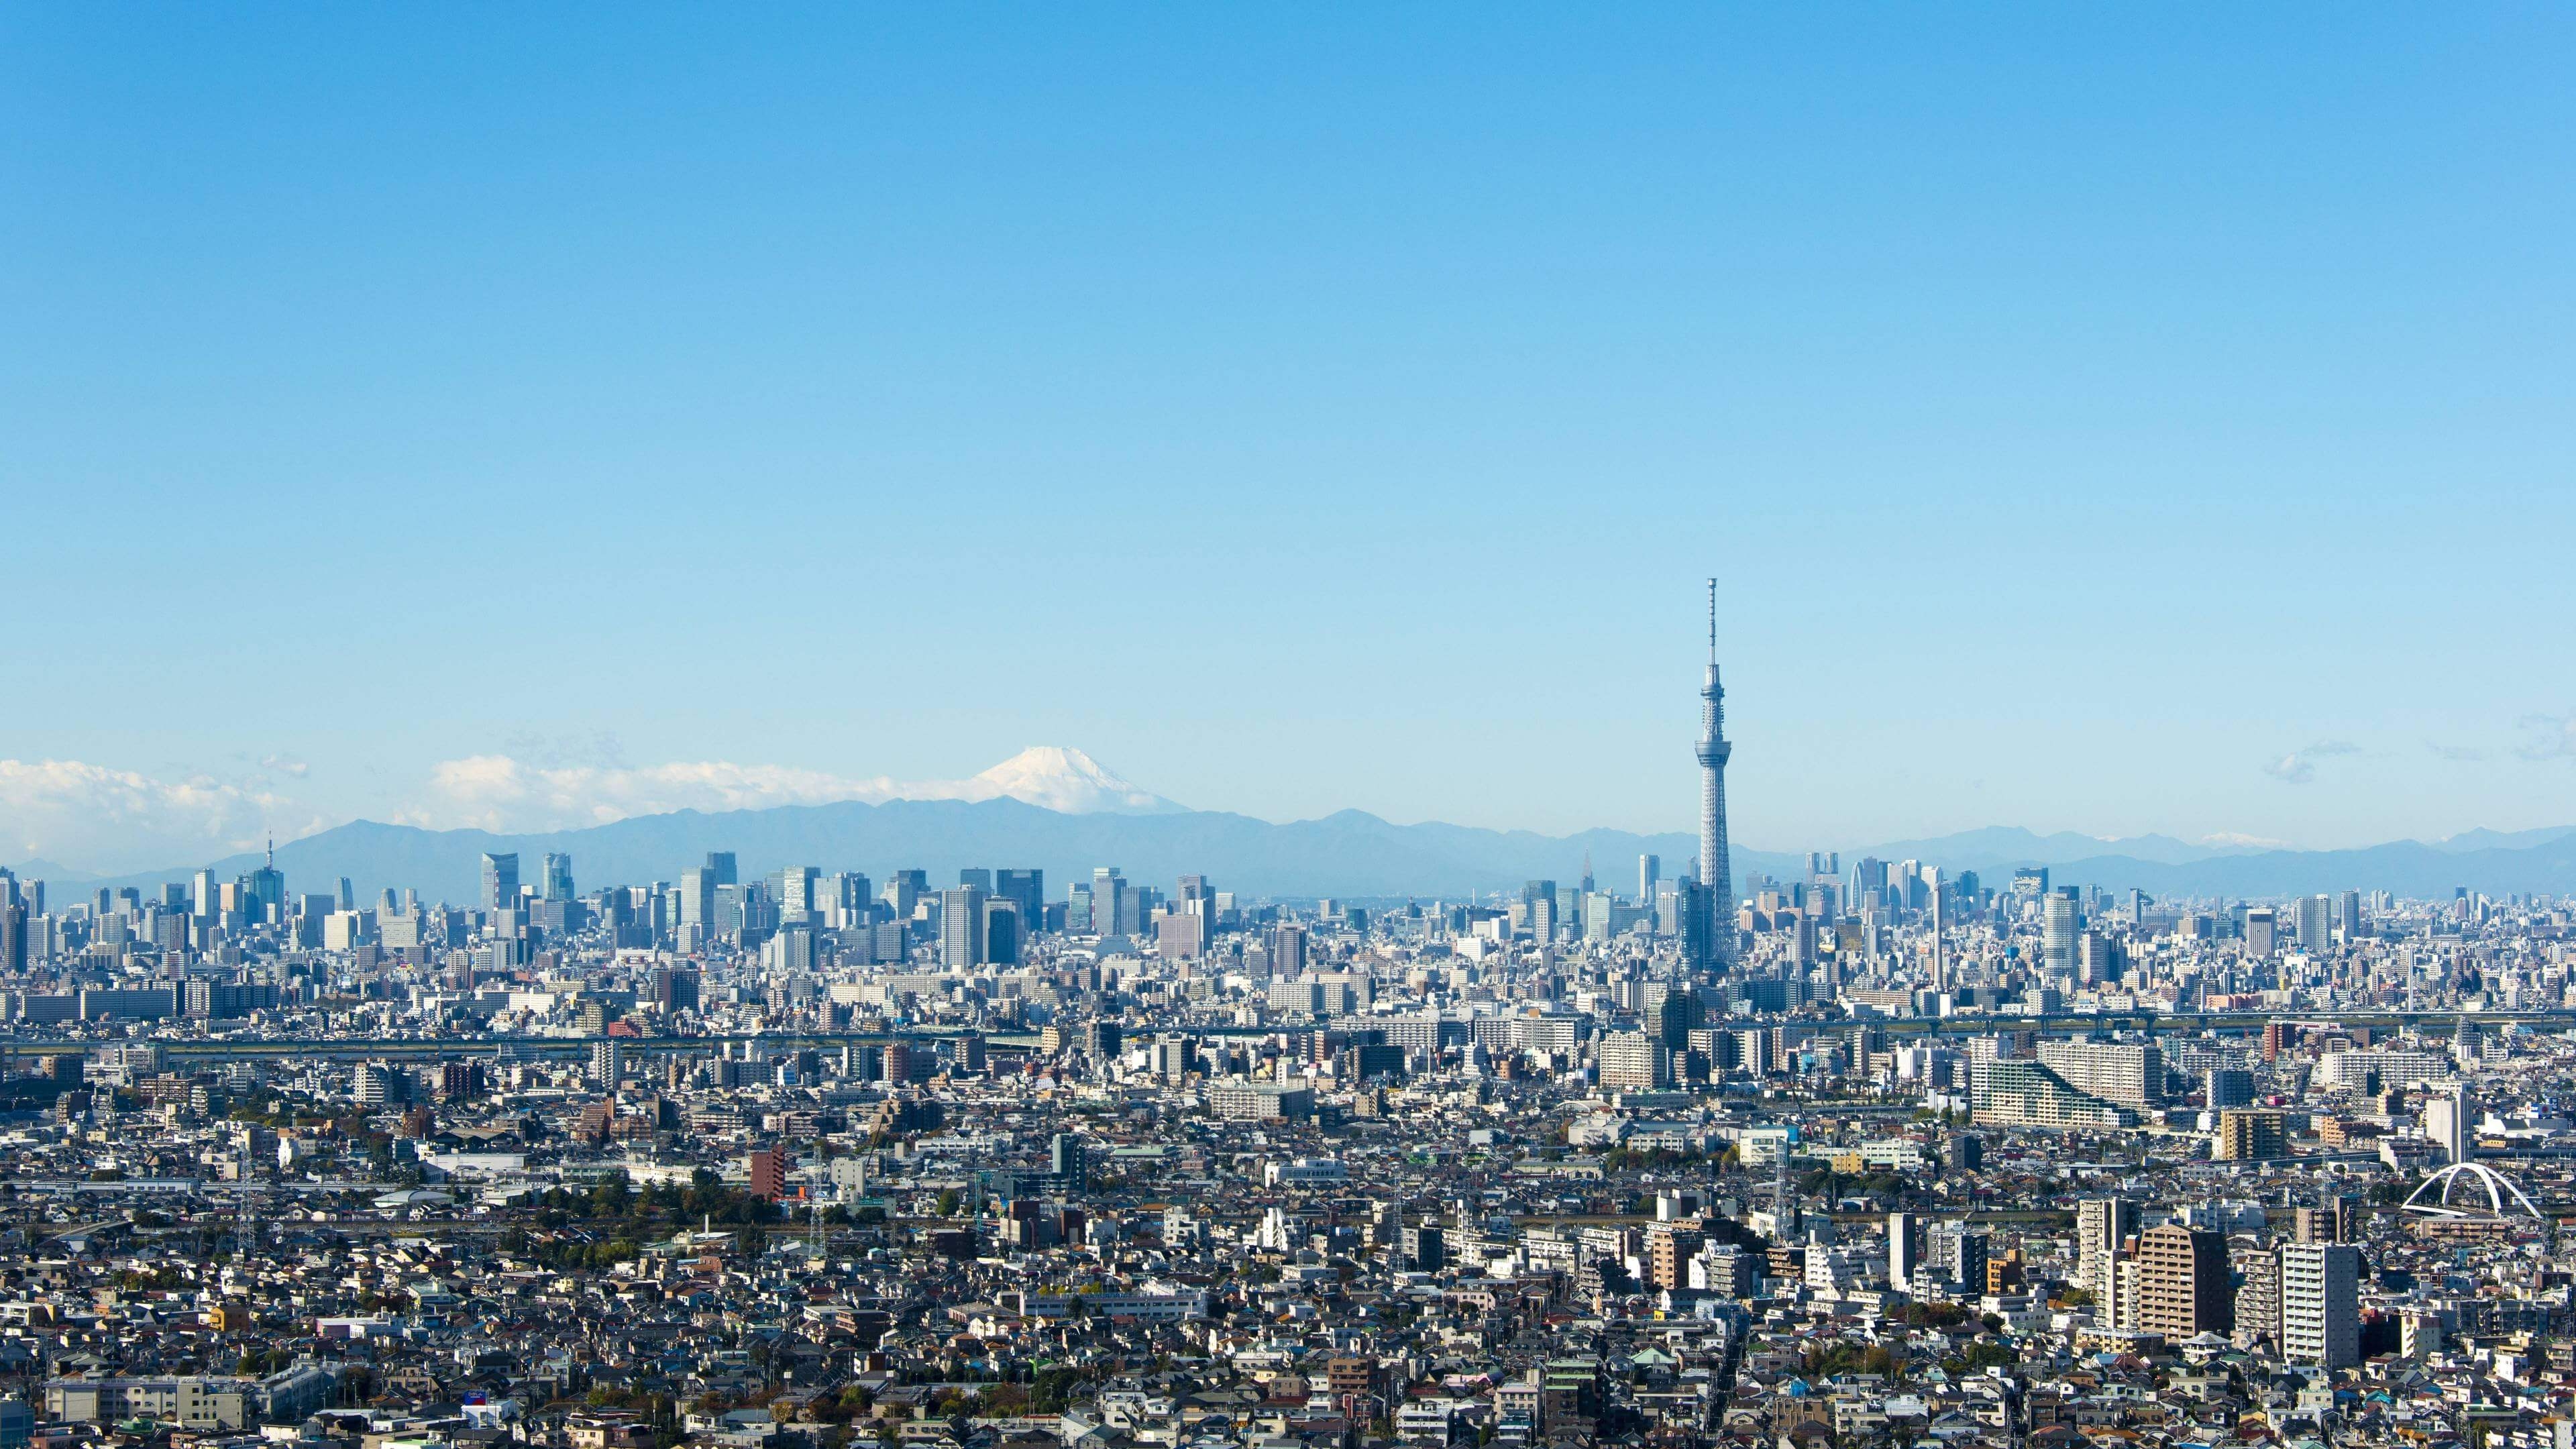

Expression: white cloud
xmin=2516 ymin=712 xmax=2576 ymax=762
xmin=2261 ymin=740 xmax=2360 ymax=786
xmin=405 ymin=746 xmax=1179 ymax=833
xmin=405 ymin=756 xmax=901 ymax=832
xmin=0 ymin=758 xmax=294 ymax=873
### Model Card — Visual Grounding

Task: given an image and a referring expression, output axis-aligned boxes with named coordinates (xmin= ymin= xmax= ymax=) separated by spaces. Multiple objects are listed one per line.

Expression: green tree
xmin=591 ymin=1171 xmax=636 ymax=1218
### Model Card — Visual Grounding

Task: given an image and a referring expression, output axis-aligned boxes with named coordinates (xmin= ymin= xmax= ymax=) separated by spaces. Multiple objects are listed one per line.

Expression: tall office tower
xmin=1927 ymin=865 xmax=1947 ymax=992
xmin=1177 ymin=873 xmax=1212 ymax=919
xmin=996 ymin=870 xmax=1044 ymax=935
xmin=2010 ymin=866 xmax=2049 ymax=906
xmin=1895 ymin=859 xmax=1925 ymax=911
xmin=982 ymin=898 xmax=1022 ymax=965
xmin=773 ymin=866 xmax=818 ymax=922
xmin=1092 ymin=867 xmax=1126 ymax=936
xmin=704 ymin=851 xmax=737 ymax=888
xmin=0 ymin=902 xmax=25 ymax=973
xmin=958 ymin=867 xmax=994 ymax=892
xmin=2337 ymin=890 xmax=2363 ymax=938
xmin=2078 ymin=931 xmax=2118 ymax=984
xmin=2425 ymin=1084 xmax=2471 ymax=1164
xmin=479 ymin=853 xmax=520 ymax=914
xmin=2076 ymin=1197 xmax=2140 ymax=1307
xmin=940 ymin=885 xmax=988 ymax=966
xmin=881 ymin=869 xmax=926 ymax=921
xmin=1638 ymin=854 xmax=1659 ymax=908
xmin=1523 ymin=879 xmax=1557 ymax=941
xmin=337 ymin=876 xmax=356 ymax=911
xmin=2244 ymin=906 xmax=2277 ymax=958
xmin=679 ymin=868 xmax=712 ymax=930
xmin=2297 ymin=893 xmax=2332 ymax=951
xmin=2279 ymin=1242 xmax=2361 ymax=1368
xmin=1694 ymin=579 xmax=1735 ymax=968
xmin=1554 ymin=883 xmax=1583 ymax=941
xmin=1647 ymin=983 xmax=1698 ymax=1048
xmin=193 ymin=867 xmax=219 ymax=918
xmin=1271 ymin=922 xmax=1308 ymax=975
xmin=2136 ymin=1224 xmax=2232 ymax=1338
xmin=818 ymin=872 xmax=871 ymax=927
xmin=542 ymin=853 xmax=574 ymax=903
xmin=1851 ymin=856 xmax=1890 ymax=908
xmin=1886 ymin=1212 xmax=1920 ymax=1291
xmin=649 ymin=964 xmax=701 ymax=1013
xmin=1067 ymin=881 xmax=1094 ymax=932
xmin=2041 ymin=890 xmax=2078 ymax=979
xmin=1051 ymin=1132 xmax=1087 ymax=1190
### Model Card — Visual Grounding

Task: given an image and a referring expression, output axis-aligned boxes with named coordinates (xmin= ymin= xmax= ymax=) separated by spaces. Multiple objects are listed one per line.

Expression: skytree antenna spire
xmin=1695 ymin=578 xmax=1735 ymax=969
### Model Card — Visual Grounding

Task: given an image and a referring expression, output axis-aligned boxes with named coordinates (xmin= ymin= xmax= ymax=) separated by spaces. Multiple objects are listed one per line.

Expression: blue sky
xmin=4 ymin=6 xmax=2574 ymax=871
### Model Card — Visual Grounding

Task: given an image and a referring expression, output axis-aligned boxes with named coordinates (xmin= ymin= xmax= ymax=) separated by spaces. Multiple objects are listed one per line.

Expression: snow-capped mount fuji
xmin=959 ymin=747 xmax=1186 ymax=815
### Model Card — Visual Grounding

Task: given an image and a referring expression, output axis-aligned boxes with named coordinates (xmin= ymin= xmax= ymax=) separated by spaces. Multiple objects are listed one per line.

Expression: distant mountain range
xmin=10 ymin=745 xmax=2575 ymax=904
xmin=50 ymin=802 xmax=1733 ymax=906
xmin=23 ymin=805 xmax=2576 ymax=908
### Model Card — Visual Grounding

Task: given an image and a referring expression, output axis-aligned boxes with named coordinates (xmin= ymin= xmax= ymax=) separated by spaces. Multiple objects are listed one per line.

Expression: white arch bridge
xmin=2401 ymin=1161 xmax=2542 ymax=1220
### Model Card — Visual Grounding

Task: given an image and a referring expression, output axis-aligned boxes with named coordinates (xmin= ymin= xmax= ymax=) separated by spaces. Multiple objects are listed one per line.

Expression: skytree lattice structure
xmin=1696 ymin=578 xmax=1735 ymax=970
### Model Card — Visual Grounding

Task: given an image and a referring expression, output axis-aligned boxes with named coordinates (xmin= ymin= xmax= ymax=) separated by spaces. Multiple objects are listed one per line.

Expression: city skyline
xmin=4 ymin=13 xmax=2569 ymax=1449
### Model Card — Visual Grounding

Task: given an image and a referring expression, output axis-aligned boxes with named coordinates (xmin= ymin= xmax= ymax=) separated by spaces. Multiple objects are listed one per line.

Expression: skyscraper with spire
xmin=1695 ymin=579 xmax=1735 ymax=969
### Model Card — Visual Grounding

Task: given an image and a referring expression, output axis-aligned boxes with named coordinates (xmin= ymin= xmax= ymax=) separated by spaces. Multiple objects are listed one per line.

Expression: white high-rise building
xmin=1599 ymin=1030 xmax=1669 ymax=1091
xmin=2425 ymin=1085 xmax=2471 ymax=1165
xmin=1886 ymin=1212 xmax=1919 ymax=1291
xmin=2037 ymin=1040 xmax=2165 ymax=1108
xmin=2279 ymin=1242 xmax=2361 ymax=1368
xmin=2076 ymin=1197 xmax=2139 ymax=1307
xmin=2297 ymin=894 xmax=2332 ymax=952
xmin=2042 ymin=891 xmax=2078 ymax=979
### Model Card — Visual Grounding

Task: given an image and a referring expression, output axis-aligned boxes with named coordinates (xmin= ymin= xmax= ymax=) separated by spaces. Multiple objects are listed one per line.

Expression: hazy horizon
xmin=7 ymin=741 xmax=2573 ymax=880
